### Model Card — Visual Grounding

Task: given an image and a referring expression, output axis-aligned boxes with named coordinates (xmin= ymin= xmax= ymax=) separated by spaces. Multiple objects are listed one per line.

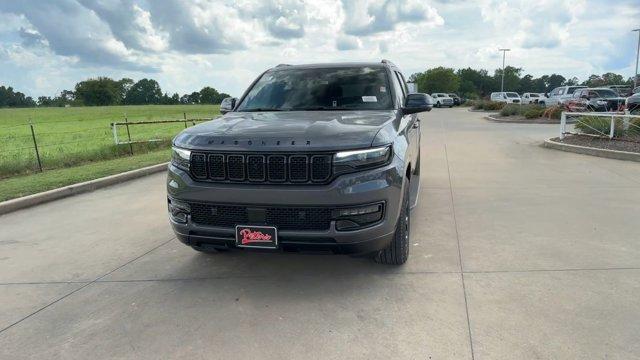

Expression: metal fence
xmin=1 ymin=115 xmax=214 ymax=178
xmin=559 ymin=111 xmax=640 ymax=141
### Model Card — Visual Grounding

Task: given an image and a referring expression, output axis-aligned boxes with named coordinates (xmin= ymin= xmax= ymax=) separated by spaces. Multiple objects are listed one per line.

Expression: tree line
xmin=0 ymin=77 xmax=230 ymax=108
xmin=409 ymin=67 xmax=636 ymax=99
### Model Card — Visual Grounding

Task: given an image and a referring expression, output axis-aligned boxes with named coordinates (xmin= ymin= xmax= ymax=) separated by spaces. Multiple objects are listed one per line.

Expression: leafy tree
xmin=124 ymin=78 xmax=162 ymax=105
xmin=582 ymin=73 xmax=628 ymax=87
xmin=413 ymin=67 xmax=460 ymax=93
xmin=493 ymin=66 xmax=522 ymax=92
xmin=117 ymin=78 xmax=134 ymax=102
xmin=0 ymin=86 xmax=36 ymax=107
xmin=75 ymin=77 xmax=122 ymax=106
xmin=199 ymin=86 xmax=221 ymax=104
xmin=456 ymin=68 xmax=492 ymax=97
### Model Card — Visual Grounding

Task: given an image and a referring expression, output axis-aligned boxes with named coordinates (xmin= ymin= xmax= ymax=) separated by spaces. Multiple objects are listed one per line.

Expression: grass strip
xmin=0 ymin=149 xmax=170 ymax=202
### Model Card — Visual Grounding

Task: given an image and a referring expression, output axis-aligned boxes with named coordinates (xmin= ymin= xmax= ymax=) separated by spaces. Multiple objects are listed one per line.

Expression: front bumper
xmin=167 ymin=155 xmax=406 ymax=254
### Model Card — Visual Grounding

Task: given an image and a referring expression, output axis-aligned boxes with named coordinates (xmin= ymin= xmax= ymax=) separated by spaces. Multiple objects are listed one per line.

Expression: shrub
xmin=471 ymin=100 xmax=506 ymax=111
xmin=497 ymin=104 xmax=545 ymax=118
xmin=627 ymin=118 xmax=640 ymax=136
xmin=543 ymin=105 xmax=563 ymax=119
xmin=523 ymin=106 xmax=545 ymax=119
xmin=499 ymin=104 xmax=520 ymax=116
xmin=574 ymin=116 xmax=624 ymax=137
xmin=483 ymin=101 xmax=506 ymax=111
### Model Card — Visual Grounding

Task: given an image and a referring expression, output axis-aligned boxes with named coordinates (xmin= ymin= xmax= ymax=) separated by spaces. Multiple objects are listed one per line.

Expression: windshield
xmin=567 ymin=87 xmax=586 ymax=94
xmin=593 ymin=89 xmax=618 ymax=98
xmin=236 ymin=66 xmax=393 ymax=111
xmin=506 ymin=92 xmax=519 ymax=98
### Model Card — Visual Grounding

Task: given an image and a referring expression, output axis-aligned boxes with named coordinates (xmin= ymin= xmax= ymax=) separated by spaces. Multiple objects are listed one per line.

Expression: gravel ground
xmin=553 ymin=134 xmax=640 ymax=153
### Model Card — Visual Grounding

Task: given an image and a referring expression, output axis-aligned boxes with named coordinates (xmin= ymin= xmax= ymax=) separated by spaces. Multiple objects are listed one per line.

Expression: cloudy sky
xmin=0 ymin=0 xmax=638 ymax=98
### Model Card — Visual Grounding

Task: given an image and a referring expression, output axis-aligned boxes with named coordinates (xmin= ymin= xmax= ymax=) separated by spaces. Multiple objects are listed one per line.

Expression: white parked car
xmin=490 ymin=92 xmax=521 ymax=103
xmin=521 ymin=92 xmax=544 ymax=104
xmin=431 ymin=93 xmax=454 ymax=107
xmin=540 ymin=86 xmax=586 ymax=107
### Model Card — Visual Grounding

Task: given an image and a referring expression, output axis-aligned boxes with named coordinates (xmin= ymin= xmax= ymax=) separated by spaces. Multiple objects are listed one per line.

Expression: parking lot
xmin=1 ymin=107 xmax=639 ymax=359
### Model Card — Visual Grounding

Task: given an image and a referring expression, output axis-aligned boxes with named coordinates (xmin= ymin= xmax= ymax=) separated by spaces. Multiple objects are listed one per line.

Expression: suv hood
xmin=173 ymin=110 xmax=396 ymax=152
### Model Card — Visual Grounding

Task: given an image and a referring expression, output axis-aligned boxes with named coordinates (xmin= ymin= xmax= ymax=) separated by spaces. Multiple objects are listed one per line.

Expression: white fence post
xmin=560 ymin=112 xmax=566 ymax=140
xmin=623 ymin=110 xmax=630 ymax=131
xmin=609 ymin=115 xmax=615 ymax=139
xmin=111 ymin=123 xmax=119 ymax=144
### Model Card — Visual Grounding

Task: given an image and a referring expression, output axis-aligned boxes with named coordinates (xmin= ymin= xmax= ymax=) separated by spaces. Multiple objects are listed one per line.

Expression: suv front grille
xmin=190 ymin=153 xmax=332 ymax=184
xmin=189 ymin=203 xmax=332 ymax=230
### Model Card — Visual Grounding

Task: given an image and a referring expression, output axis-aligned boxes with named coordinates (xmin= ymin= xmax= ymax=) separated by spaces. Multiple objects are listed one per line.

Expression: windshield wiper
xmin=241 ymin=108 xmax=284 ymax=112
xmin=291 ymin=106 xmax=350 ymax=111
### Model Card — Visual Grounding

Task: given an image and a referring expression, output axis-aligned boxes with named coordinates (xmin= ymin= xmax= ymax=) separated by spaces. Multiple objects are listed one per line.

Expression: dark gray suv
xmin=167 ymin=61 xmax=432 ymax=264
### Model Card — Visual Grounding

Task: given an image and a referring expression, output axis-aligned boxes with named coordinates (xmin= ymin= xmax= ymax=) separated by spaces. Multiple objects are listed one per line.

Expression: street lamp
xmin=633 ymin=29 xmax=640 ymax=89
xmin=499 ymin=48 xmax=510 ymax=93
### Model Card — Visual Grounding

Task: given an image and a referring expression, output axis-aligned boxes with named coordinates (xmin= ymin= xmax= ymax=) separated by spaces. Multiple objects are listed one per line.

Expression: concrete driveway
xmin=1 ymin=108 xmax=639 ymax=359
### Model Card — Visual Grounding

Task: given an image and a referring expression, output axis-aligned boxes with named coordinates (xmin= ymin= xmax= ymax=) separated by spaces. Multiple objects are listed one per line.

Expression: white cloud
xmin=336 ymin=35 xmax=362 ymax=50
xmin=0 ymin=0 xmax=638 ymax=98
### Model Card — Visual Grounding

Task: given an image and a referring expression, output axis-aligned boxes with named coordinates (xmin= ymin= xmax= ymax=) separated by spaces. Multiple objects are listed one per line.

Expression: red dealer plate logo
xmin=235 ymin=225 xmax=278 ymax=249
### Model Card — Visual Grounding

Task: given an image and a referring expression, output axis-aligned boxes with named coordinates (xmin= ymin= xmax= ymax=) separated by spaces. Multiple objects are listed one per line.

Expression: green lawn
xmin=0 ymin=149 xmax=171 ymax=202
xmin=0 ymin=105 xmax=219 ymax=177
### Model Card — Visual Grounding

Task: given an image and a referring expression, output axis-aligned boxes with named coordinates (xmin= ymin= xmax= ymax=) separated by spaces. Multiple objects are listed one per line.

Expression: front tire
xmin=375 ymin=178 xmax=411 ymax=265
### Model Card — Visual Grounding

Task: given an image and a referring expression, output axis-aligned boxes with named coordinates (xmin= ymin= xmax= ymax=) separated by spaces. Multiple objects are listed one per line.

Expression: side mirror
xmin=581 ymin=95 xmax=589 ymax=100
xmin=403 ymin=93 xmax=433 ymax=114
xmin=220 ymin=97 xmax=237 ymax=114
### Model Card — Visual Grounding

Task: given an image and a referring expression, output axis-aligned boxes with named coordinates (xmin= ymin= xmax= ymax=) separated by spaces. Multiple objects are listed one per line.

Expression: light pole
xmin=633 ymin=29 xmax=640 ymax=89
xmin=499 ymin=48 xmax=510 ymax=93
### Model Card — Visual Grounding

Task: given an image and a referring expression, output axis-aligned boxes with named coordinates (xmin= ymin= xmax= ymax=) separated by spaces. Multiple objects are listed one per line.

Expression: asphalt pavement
xmin=1 ymin=107 xmax=639 ymax=359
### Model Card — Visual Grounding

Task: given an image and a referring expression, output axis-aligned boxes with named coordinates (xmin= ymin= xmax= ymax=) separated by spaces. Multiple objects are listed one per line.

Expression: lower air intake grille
xmin=189 ymin=203 xmax=332 ymax=230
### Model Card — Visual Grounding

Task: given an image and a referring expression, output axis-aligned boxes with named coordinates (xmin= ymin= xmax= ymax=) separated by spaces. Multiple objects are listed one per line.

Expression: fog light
xmin=333 ymin=203 xmax=384 ymax=231
xmin=168 ymin=198 xmax=190 ymax=224
xmin=333 ymin=204 xmax=381 ymax=217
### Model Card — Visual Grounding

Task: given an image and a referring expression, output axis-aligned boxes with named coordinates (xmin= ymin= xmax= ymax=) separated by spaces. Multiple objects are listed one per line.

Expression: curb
xmin=485 ymin=115 xmax=568 ymax=124
xmin=467 ymin=108 xmax=497 ymax=113
xmin=543 ymin=138 xmax=640 ymax=162
xmin=0 ymin=162 xmax=169 ymax=216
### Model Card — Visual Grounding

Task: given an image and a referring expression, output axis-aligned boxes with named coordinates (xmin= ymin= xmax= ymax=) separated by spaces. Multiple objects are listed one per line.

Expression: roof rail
xmin=380 ymin=59 xmax=396 ymax=67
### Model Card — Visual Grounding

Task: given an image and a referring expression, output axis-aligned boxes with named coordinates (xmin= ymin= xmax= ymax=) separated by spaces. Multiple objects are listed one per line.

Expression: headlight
xmin=171 ymin=146 xmax=191 ymax=171
xmin=333 ymin=146 xmax=391 ymax=173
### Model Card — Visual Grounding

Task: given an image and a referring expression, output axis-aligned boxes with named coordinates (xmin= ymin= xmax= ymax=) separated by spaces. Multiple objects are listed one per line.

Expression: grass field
xmin=0 ymin=149 xmax=170 ymax=202
xmin=0 ymin=105 xmax=220 ymax=178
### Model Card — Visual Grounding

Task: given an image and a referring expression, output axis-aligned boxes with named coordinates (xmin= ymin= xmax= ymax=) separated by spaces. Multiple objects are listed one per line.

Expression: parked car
xmin=540 ymin=85 xmax=587 ymax=107
xmin=521 ymin=92 xmax=544 ymax=104
xmin=606 ymin=85 xmax=632 ymax=97
xmin=633 ymin=86 xmax=640 ymax=94
xmin=167 ymin=60 xmax=433 ymax=265
xmin=431 ymin=93 xmax=454 ymax=107
xmin=625 ymin=93 xmax=640 ymax=114
xmin=448 ymin=93 xmax=462 ymax=106
xmin=490 ymin=92 xmax=521 ymax=103
xmin=566 ymin=88 xmax=626 ymax=112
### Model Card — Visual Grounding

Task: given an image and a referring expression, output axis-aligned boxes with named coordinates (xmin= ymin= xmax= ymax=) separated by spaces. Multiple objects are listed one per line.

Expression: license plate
xmin=235 ymin=225 xmax=278 ymax=249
